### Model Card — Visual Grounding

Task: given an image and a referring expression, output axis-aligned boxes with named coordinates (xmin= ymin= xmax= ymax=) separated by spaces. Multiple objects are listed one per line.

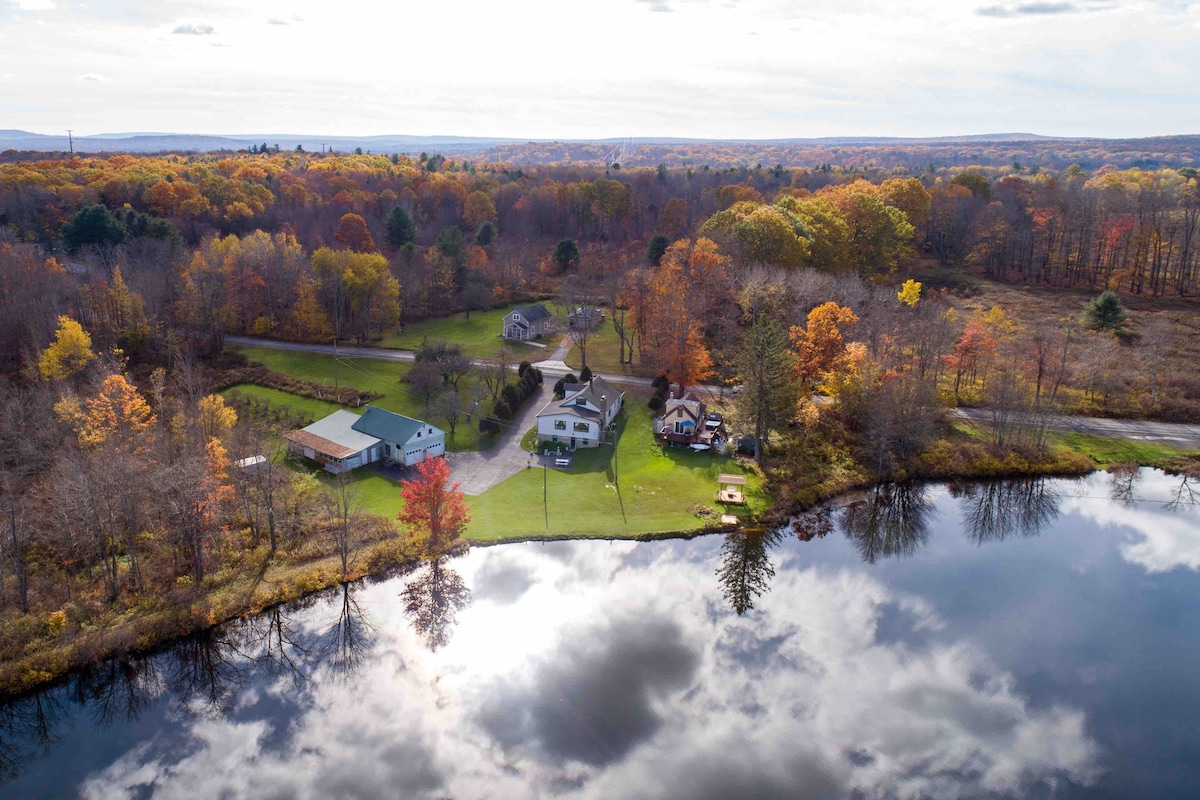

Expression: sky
xmin=1 ymin=0 xmax=1199 ymax=139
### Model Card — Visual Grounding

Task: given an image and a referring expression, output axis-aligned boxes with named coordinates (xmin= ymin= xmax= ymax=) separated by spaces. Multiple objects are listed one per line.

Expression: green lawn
xmin=233 ymin=346 xmax=494 ymax=452
xmin=563 ymin=313 xmax=656 ymax=378
xmin=377 ymin=306 xmax=551 ymax=360
xmin=261 ymin=379 xmax=768 ymax=542
xmin=464 ymin=395 xmax=767 ymax=541
xmin=1047 ymin=431 xmax=1200 ymax=469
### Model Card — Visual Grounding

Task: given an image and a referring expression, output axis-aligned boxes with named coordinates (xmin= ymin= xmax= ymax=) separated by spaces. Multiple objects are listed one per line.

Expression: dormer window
xmin=576 ymin=397 xmax=585 ymax=406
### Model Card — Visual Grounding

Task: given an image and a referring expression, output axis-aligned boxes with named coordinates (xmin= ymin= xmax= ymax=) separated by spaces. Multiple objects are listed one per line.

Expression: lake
xmin=2 ymin=468 xmax=1199 ymax=799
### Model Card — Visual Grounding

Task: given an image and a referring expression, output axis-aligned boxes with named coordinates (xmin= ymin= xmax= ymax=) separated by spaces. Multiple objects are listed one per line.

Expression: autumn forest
xmin=1 ymin=142 xmax=1199 ymax=696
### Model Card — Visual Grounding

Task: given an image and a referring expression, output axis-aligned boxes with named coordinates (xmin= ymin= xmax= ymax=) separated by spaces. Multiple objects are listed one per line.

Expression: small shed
xmin=236 ymin=455 xmax=267 ymax=473
xmin=717 ymin=473 xmax=747 ymax=505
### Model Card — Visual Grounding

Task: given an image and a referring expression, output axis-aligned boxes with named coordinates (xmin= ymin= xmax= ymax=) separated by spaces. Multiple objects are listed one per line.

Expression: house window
xmin=554 ymin=420 xmax=566 ymax=430
xmin=574 ymin=421 xmax=589 ymax=433
xmin=677 ymin=409 xmax=683 ymax=418
xmin=576 ymin=397 xmax=585 ymax=406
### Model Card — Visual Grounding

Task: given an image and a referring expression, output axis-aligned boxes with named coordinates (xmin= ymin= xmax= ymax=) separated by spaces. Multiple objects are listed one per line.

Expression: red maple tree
xmin=398 ymin=456 xmax=471 ymax=557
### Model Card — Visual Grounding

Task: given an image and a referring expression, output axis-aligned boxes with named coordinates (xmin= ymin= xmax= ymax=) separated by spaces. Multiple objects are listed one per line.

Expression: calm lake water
xmin=3 ymin=469 xmax=1200 ymax=799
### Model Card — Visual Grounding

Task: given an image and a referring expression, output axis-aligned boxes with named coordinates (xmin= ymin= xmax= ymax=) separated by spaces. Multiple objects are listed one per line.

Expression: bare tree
xmin=324 ymin=470 xmax=362 ymax=579
xmin=435 ymin=390 xmax=466 ymax=439
xmin=406 ymin=360 xmax=442 ymax=412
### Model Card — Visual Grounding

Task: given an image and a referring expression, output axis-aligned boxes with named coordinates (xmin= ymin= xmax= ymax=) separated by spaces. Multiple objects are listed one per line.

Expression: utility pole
xmin=66 ymin=129 xmax=74 ymax=155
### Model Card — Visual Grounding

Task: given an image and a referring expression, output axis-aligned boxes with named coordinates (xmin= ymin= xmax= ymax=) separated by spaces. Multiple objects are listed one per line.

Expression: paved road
xmin=226 ymin=335 xmax=661 ymax=388
xmin=951 ymin=408 xmax=1200 ymax=449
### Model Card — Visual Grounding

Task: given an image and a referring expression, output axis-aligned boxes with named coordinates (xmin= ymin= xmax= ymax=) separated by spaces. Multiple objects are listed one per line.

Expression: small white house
xmin=536 ymin=376 xmax=623 ymax=449
xmin=285 ymin=407 xmax=445 ymax=473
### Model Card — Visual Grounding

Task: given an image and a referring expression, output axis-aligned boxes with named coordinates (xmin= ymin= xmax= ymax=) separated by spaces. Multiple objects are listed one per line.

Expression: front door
xmin=570 ymin=437 xmax=576 ymax=449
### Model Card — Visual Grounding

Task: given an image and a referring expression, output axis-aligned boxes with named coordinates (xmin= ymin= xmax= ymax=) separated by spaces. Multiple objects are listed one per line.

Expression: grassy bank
xmin=0 ymin=528 xmax=422 ymax=698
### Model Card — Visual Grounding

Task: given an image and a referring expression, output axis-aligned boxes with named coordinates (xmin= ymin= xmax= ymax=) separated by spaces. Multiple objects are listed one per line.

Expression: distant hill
xmin=0 ymin=129 xmax=1060 ymax=155
xmin=0 ymin=130 xmax=529 ymax=155
xmin=1 ymin=129 xmax=1196 ymax=170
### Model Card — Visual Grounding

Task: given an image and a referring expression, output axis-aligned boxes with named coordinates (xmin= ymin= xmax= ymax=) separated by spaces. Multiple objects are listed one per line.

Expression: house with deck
xmin=536 ymin=376 xmax=623 ymax=449
xmin=503 ymin=303 xmax=555 ymax=341
xmin=654 ymin=391 xmax=728 ymax=450
xmin=285 ymin=407 xmax=445 ymax=473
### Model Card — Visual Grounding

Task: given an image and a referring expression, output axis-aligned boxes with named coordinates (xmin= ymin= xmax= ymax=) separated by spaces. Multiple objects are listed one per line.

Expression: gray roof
xmin=513 ymin=303 xmax=552 ymax=322
xmin=352 ymin=406 xmax=436 ymax=444
xmin=297 ymin=410 xmax=380 ymax=454
xmin=537 ymin=376 xmax=623 ymax=421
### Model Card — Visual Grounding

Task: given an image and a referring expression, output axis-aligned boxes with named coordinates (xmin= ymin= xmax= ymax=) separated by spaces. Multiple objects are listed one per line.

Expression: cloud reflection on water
xmin=1063 ymin=470 xmax=1200 ymax=573
xmin=74 ymin=527 xmax=1101 ymax=800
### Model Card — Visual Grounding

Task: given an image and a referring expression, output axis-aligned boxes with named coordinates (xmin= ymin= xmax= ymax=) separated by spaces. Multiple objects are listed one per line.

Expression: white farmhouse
xmin=536 ymin=376 xmax=623 ymax=449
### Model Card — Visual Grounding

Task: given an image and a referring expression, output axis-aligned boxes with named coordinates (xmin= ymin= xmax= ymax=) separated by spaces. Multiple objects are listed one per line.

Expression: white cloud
xmin=75 ymin=72 xmax=110 ymax=82
xmin=11 ymin=0 xmax=57 ymax=10
xmin=171 ymin=22 xmax=214 ymax=34
xmin=77 ymin=542 xmax=1101 ymax=800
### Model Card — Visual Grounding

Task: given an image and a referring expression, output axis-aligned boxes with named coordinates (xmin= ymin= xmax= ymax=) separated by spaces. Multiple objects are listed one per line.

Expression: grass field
xmin=232 ymin=345 xmax=494 ymax=452
xmin=562 ymin=314 xmax=657 ymax=379
xmin=377 ymin=306 xmax=549 ymax=359
xmin=464 ymin=397 xmax=767 ymax=540
xmin=1047 ymin=431 xmax=1200 ymax=469
xmin=315 ymin=391 xmax=765 ymax=539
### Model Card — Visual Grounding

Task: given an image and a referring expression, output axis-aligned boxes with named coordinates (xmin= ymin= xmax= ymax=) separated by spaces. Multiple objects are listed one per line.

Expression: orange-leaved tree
xmin=398 ymin=456 xmax=471 ymax=559
xmin=791 ymin=302 xmax=859 ymax=387
xmin=334 ymin=212 xmax=376 ymax=253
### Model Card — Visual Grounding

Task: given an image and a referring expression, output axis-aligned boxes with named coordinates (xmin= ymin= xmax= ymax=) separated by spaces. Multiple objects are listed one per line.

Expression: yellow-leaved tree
xmin=197 ymin=394 xmax=238 ymax=442
xmin=898 ymin=279 xmax=922 ymax=307
xmin=38 ymin=315 xmax=96 ymax=380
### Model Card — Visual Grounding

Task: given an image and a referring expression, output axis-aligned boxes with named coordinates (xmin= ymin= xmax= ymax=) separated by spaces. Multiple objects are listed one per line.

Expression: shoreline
xmin=1 ymin=448 xmax=1194 ymax=702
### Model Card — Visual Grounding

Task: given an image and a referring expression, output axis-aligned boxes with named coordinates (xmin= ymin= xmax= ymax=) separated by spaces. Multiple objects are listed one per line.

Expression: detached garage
xmin=352 ymin=406 xmax=446 ymax=467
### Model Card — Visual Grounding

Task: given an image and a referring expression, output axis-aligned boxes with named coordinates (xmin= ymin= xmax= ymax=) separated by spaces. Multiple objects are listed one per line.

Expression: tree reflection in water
xmin=0 ymin=691 xmax=66 ymax=782
xmin=791 ymin=508 xmax=834 ymax=542
xmin=841 ymin=482 xmax=933 ymax=563
xmin=1167 ymin=467 xmax=1200 ymax=511
xmin=240 ymin=603 xmax=313 ymax=689
xmin=168 ymin=627 xmax=251 ymax=716
xmin=401 ymin=558 xmax=471 ymax=651
xmin=953 ymin=478 xmax=1061 ymax=544
xmin=71 ymin=656 xmax=163 ymax=727
xmin=319 ymin=583 xmax=376 ymax=679
xmin=1108 ymin=463 xmax=1142 ymax=507
xmin=716 ymin=527 xmax=784 ymax=616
